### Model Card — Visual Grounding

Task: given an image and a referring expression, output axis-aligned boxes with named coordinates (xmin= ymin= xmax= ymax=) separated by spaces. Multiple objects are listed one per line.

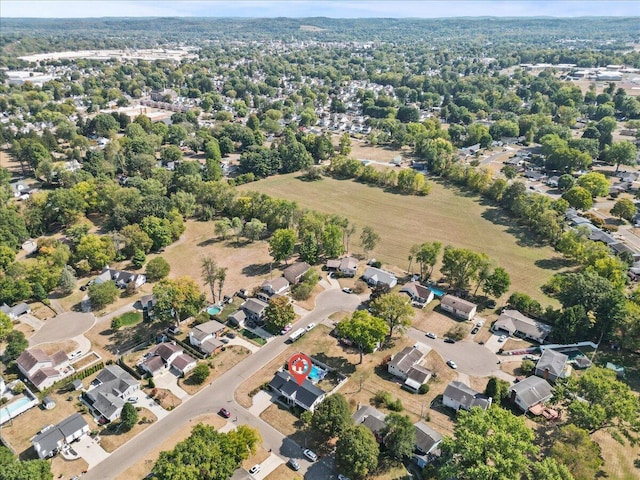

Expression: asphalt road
xmin=84 ymin=288 xmax=360 ymax=480
xmin=28 ymin=311 xmax=95 ymax=347
xmin=407 ymin=327 xmax=499 ymax=376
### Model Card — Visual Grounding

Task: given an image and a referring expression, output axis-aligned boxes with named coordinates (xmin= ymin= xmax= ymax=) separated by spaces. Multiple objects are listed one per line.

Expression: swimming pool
xmin=428 ymin=286 xmax=445 ymax=297
xmin=307 ymin=365 xmax=327 ymax=383
xmin=207 ymin=305 xmax=222 ymax=316
xmin=0 ymin=396 xmax=35 ymax=425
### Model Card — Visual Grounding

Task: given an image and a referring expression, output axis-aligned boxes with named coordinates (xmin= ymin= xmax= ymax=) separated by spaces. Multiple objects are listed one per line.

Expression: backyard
xmin=245 ymin=174 xmax=565 ymax=305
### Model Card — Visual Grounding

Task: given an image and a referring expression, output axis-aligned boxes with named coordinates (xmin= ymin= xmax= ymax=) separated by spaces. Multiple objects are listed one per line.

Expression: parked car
xmin=426 ymin=332 xmax=437 ymax=339
xmin=447 ymin=360 xmax=458 ymax=369
xmin=236 ymin=289 xmax=249 ymax=299
xmin=223 ymin=295 xmax=233 ymax=304
xmin=471 ymin=327 xmax=479 ymax=335
xmin=338 ymin=475 xmax=351 ymax=480
xmin=498 ymin=335 xmax=507 ymax=342
xmin=523 ymin=354 xmax=540 ymax=361
xmin=249 ymin=465 xmax=261 ymax=475
xmin=342 ymin=287 xmax=353 ymax=294
xmin=306 ymin=322 xmax=316 ymax=331
xmin=126 ymin=397 xmax=137 ymax=403
xmin=444 ymin=338 xmax=456 ymax=344
xmin=287 ymin=459 xmax=300 ymax=471
xmin=227 ymin=332 xmax=236 ymax=339
xmin=167 ymin=326 xmax=181 ymax=335
xmin=218 ymin=408 xmax=231 ymax=418
xmin=281 ymin=324 xmax=293 ymax=335
xmin=303 ymin=449 xmax=318 ymax=461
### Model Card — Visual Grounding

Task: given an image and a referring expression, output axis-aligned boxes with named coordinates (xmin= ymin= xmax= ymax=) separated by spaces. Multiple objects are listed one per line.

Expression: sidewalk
xmin=253 ymin=453 xmax=285 ymax=480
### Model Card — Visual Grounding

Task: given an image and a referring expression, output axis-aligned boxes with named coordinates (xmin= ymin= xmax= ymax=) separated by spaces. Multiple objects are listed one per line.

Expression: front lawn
xmin=118 ymin=311 xmax=142 ymax=327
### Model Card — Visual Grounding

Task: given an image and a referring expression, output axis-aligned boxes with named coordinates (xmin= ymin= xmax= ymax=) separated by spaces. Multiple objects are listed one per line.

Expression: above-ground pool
xmin=307 ymin=365 xmax=327 ymax=383
xmin=428 ymin=286 xmax=445 ymax=297
xmin=207 ymin=305 xmax=222 ymax=316
xmin=0 ymin=396 xmax=35 ymax=424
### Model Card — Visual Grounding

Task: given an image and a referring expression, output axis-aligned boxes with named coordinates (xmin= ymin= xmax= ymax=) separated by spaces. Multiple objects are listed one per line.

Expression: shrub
xmin=520 ymin=359 xmax=536 ymax=376
xmin=418 ymin=384 xmax=430 ymax=395
xmin=12 ymin=381 xmax=25 ymax=394
xmin=373 ymin=390 xmax=392 ymax=407
xmin=145 ymin=256 xmax=170 ymax=282
xmin=388 ymin=399 xmax=404 ymax=411
xmin=148 ymin=378 xmax=156 ymax=388
xmin=190 ymin=363 xmax=210 ymax=385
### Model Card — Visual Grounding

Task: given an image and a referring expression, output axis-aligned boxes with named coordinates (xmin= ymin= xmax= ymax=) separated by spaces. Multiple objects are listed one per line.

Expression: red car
xmin=219 ymin=408 xmax=231 ymax=418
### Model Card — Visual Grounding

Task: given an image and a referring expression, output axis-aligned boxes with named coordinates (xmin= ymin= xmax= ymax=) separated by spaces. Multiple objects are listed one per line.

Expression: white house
xmin=362 ymin=266 xmax=397 ymax=288
xmin=388 ymin=345 xmax=427 ymax=380
xmin=493 ymin=310 xmax=552 ymax=343
xmin=510 ymin=376 xmax=553 ymax=412
xmin=188 ymin=320 xmax=226 ymax=348
xmin=16 ymin=348 xmax=71 ymax=391
xmin=440 ymin=295 xmax=477 ymax=320
xmin=140 ymin=343 xmax=197 ymax=377
xmin=0 ymin=302 xmax=31 ymax=320
xmin=261 ymin=277 xmax=290 ymax=296
xmin=84 ymin=365 xmax=139 ymax=422
xmin=268 ymin=371 xmax=326 ymax=412
xmin=443 ymin=381 xmax=491 ymax=411
xmin=94 ymin=266 xmax=146 ymax=289
xmin=32 ymin=413 xmax=90 ymax=459
xmin=399 ymin=282 xmax=435 ymax=307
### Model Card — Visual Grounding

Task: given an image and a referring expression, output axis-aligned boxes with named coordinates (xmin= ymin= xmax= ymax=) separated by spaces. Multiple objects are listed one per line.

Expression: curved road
xmin=28 ymin=312 xmax=95 ymax=347
xmin=85 ymin=289 xmax=361 ymax=480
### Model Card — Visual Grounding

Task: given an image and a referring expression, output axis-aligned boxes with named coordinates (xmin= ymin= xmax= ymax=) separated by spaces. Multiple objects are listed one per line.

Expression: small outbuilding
xmin=42 ymin=396 xmax=56 ymax=410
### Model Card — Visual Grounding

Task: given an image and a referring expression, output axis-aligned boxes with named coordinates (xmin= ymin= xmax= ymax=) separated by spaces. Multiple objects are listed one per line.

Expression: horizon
xmin=2 ymin=1 xmax=639 ymax=19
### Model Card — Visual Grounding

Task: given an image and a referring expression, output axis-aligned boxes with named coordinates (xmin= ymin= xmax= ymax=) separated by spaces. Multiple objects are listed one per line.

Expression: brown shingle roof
xmin=17 ymin=348 xmax=50 ymax=372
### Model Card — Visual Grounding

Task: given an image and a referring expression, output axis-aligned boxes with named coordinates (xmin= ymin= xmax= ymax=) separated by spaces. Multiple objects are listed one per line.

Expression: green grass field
xmin=117 ymin=311 xmax=142 ymax=327
xmin=244 ymin=174 xmax=565 ymax=305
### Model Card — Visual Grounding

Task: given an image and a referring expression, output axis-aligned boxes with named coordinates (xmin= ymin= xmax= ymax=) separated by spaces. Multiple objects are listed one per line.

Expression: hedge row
xmin=57 ymin=362 xmax=105 ymax=390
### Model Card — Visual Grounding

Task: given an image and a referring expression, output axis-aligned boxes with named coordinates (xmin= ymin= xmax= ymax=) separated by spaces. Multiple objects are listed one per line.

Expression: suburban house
xmin=362 ymin=266 xmax=398 ymax=288
xmin=140 ymin=343 xmax=197 ymax=377
xmin=400 ymin=282 xmax=435 ymax=307
xmin=353 ymin=406 xmax=388 ymax=443
xmin=443 ymin=381 xmax=492 ymax=412
xmin=283 ymin=262 xmax=311 ymax=284
xmin=0 ymin=302 xmax=31 ymax=320
xmin=493 ymin=310 xmax=552 ymax=343
xmin=535 ymin=349 xmax=570 ymax=383
xmin=16 ymin=348 xmax=71 ymax=391
xmin=510 ymin=376 xmax=554 ymax=412
xmin=138 ymin=294 xmax=157 ymax=321
xmin=189 ymin=320 xmax=226 ymax=348
xmin=440 ymin=295 xmax=477 ymax=321
xmin=261 ymin=277 xmax=290 ymax=297
xmin=414 ymin=421 xmax=443 ymax=468
xmin=84 ymin=365 xmax=140 ymax=422
xmin=31 ymin=413 xmax=90 ymax=459
xmin=239 ymin=298 xmax=269 ymax=324
xmin=388 ymin=344 xmax=427 ymax=380
xmin=336 ymin=257 xmax=358 ymax=277
xmin=94 ymin=266 xmax=146 ymax=290
xmin=268 ymin=371 xmax=326 ymax=412
xmin=227 ymin=309 xmax=247 ymax=328
xmin=403 ymin=365 xmax=433 ymax=393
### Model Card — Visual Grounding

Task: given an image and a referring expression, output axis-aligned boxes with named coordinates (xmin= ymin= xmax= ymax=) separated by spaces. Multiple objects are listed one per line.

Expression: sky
xmin=1 ymin=1 xmax=638 ymax=19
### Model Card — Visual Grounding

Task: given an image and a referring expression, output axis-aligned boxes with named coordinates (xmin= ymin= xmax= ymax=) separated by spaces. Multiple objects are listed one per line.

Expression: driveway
xmin=153 ymin=372 xmax=190 ymax=400
xmin=253 ymin=453 xmax=285 ymax=480
xmin=18 ymin=313 xmax=43 ymax=331
xmin=129 ymin=389 xmax=171 ymax=420
xmin=227 ymin=335 xmax=260 ymax=353
xmin=29 ymin=311 xmax=95 ymax=346
xmin=76 ymin=435 xmax=110 ymax=468
xmin=483 ymin=333 xmax=505 ymax=353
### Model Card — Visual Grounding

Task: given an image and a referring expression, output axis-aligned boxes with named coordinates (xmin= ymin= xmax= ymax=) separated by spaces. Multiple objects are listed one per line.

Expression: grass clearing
xmin=245 ymin=174 xmax=564 ymax=305
xmin=592 ymin=429 xmax=640 ymax=480
xmin=178 ymin=346 xmax=251 ymax=395
xmin=117 ymin=311 xmax=142 ymax=327
xmin=50 ymin=456 xmax=89 ymax=479
xmin=265 ymin=463 xmax=303 ymax=480
xmin=99 ymin=408 xmax=158 ymax=452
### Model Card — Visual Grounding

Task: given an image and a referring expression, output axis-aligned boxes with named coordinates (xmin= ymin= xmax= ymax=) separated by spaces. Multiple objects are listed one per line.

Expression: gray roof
xmin=536 ymin=349 xmax=568 ymax=378
xmin=406 ymin=365 xmax=432 ymax=384
xmin=494 ymin=310 xmax=552 ymax=341
xmin=443 ymin=381 xmax=491 ymax=411
xmin=283 ymin=262 xmax=311 ymax=284
xmin=93 ymin=391 xmax=125 ymax=420
xmin=190 ymin=320 xmax=226 ymax=342
xmin=363 ymin=266 xmax=397 ymax=286
xmin=441 ymin=295 xmax=477 ymax=314
xmin=241 ymin=298 xmax=268 ymax=315
xmin=32 ymin=413 xmax=88 ymax=454
xmin=262 ymin=277 xmax=290 ymax=292
xmin=268 ymin=371 xmax=324 ymax=410
xmin=88 ymin=365 xmax=139 ymax=404
xmin=400 ymin=282 xmax=433 ymax=302
xmin=389 ymin=346 xmax=425 ymax=373
xmin=588 ymin=229 xmax=617 ymax=246
xmin=228 ymin=309 xmax=246 ymax=326
xmin=414 ymin=421 xmax=442 ymax=455
xmin=95 ymin=267 xmax=144 ymax=288
xmin=201 ymin=338 xmax=224 ymax=354
xmin=171 ymin=353 xmax=197 ymax=372
xmin=511 ymin=376 xmax=553 ymax=409
xmin=339 ymin=257 xmax=358 ymax=271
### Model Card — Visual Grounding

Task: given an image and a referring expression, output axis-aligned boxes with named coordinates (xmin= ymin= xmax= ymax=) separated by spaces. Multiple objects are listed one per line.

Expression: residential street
xmin=84 ymin=288 xmax=360 ymax=480
xmin=28 ymin=311 xmax=95 ymax=346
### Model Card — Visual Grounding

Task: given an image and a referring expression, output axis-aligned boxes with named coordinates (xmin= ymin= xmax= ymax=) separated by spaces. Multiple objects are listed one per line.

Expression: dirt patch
xmin=38 ymin=339 xmax=79 ymax=356
xmin=28 ymin=302 xmax=57 ymax=320
xmin=99 ymin=408 xmax=158 ymax=452
xmin=412 ymin=306 xmax=464 ymax=338
xmin=265 ymin=463 xmax=303 ymax=480
xmin=146 ymin=388 xmax=182 ymax=410
xmin=50 ymin=455 xmax=89 ymax=480
xmin=114 ymin=414 xmax=226 ymax=480
xmin=178 ymin=346 xmax=250 ymax=395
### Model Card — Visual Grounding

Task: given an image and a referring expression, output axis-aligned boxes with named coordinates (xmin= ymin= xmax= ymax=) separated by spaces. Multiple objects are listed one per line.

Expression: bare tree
xmin=216 ymin=267 xmax=227 ymax=303
xmin=201 ymin=256 xmax=218 ymax=303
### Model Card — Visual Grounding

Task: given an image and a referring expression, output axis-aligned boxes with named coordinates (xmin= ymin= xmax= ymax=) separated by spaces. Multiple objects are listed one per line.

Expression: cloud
xmin=1 ymin=0 xmax=638 ymax=18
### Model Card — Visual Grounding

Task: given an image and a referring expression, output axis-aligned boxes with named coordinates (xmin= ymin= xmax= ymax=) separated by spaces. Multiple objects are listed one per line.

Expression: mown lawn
xmin=244 ymin=174 xmax=564 ymax=305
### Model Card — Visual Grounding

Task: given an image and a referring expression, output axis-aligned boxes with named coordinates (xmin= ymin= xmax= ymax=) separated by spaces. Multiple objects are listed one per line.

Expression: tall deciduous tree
xmin=604 ymin=140 xmax=637 ymax=173
xmin=264 ymin=295 xmax=295 ymax=334
xmin=359 ymin=226 xmax=379 ymax=259
xmin=145 ymin=256 xmax=170 ymax=282
xmin=550 ymin=425 xmax=602 ymax=480
xmin=336 ymin=310 xmax=388 ymax=363
xmin=415 ymin=241 xmax=442 ymax=280
xmin=370 ymin=292 xmax=414 ymax=339
xmin=336 ymin=426 xmax=379 ymax=480
xmin=482 ymin=267 xmax=511 ymax=299
xmin=439 ymin=407 xmax=538 ymax=480
xmin=269 ymin=228 xmax=296 ymax=265
xmin=382 ymin=413 xmax=415 ymax=459
xmin=0 ymin=446 xmax=52 ymax=480
xmin=88 ymin=280 xmax=119 ymax=310
xmin=311 ymin=394 xmax=352 ymax=439
xmin=201 ymin=256 xmax=218 ymax=303
xmin=610 ymin=198 xmax=636 ymax=222
xmin=153 ymin=277 xmax=205 ymax=325
xmin=441 ymin=246 xmax=489 ymax=290
xmin=120 ymin=402 xmax=138 ymax=431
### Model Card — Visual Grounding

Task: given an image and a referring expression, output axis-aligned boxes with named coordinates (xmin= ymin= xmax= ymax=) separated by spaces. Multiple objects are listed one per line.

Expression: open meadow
xmin=244 ymin=174 xmax=565 ymax=305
